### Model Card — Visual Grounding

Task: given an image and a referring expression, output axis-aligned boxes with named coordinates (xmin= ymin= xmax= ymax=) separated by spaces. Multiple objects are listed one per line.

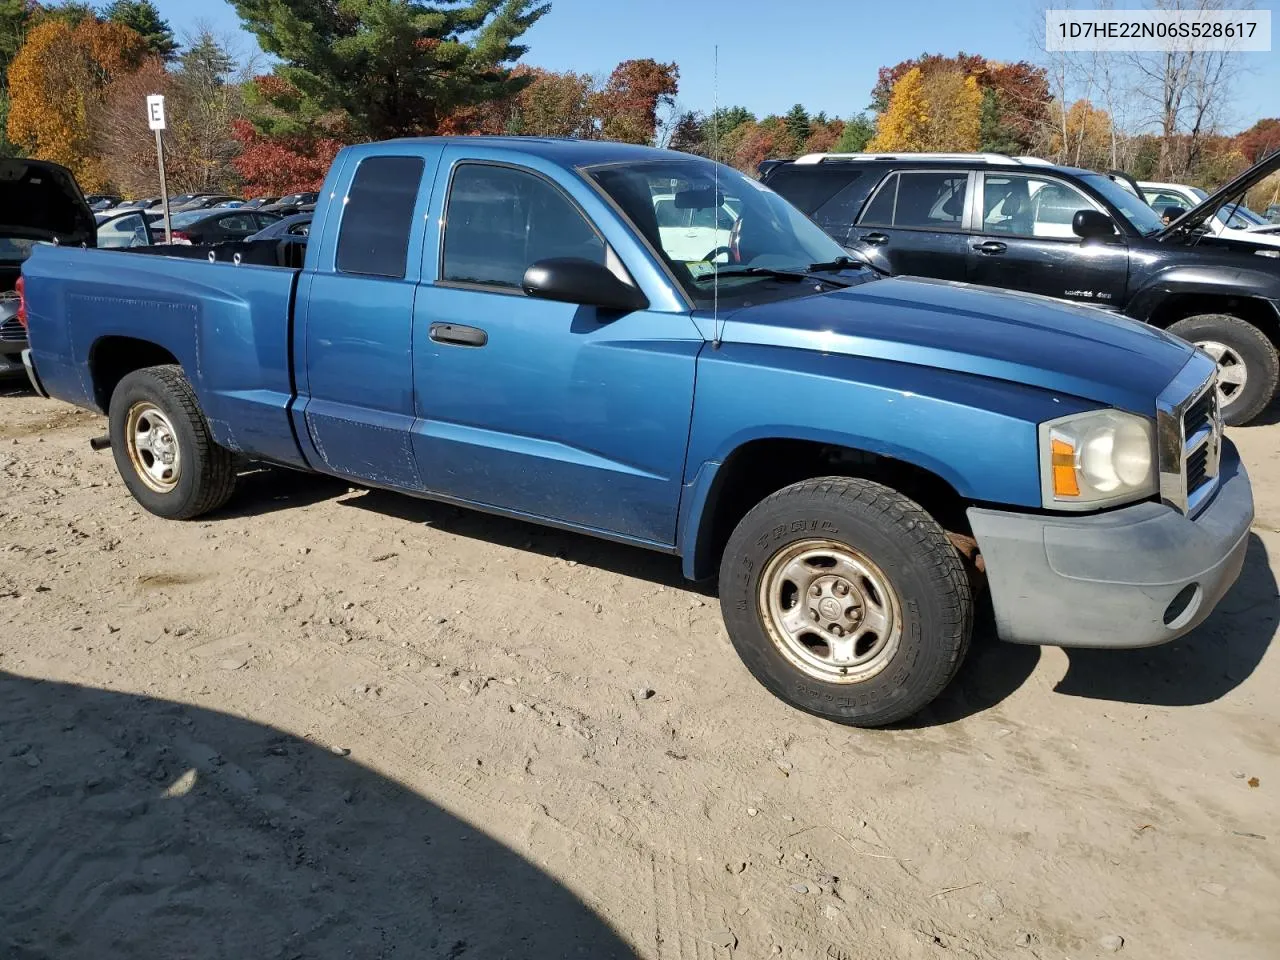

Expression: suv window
xmin=858 ymin=172 xmax=968 ymax=229
xmin=336 ymin=156 xmax=425 ymax=279
xmin=442 ymin=163 xmax=604 ymax=289
xmin=982 ymin=174 xmax=1099 ymax=239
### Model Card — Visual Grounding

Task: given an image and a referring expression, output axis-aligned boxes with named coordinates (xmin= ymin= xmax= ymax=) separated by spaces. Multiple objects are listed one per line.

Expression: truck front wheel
xmin=1167 ymin=314 xmax=1279 ymax=426
xmin=719 ymin=477 xmax=972 ymax=728
xmin=108 ymin=365 xmax=236 ymax=519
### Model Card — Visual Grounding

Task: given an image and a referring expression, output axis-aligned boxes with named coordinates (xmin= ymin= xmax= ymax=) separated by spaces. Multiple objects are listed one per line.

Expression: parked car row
xmin=88 ymin=191 xmax=320 ymax=216
xmin=14 ymin=137 xmax=1256 ymax=728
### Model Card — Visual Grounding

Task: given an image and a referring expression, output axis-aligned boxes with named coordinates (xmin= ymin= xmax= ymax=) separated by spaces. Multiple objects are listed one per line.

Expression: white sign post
xmin=146 ymin=94 xmax=172 ymax=244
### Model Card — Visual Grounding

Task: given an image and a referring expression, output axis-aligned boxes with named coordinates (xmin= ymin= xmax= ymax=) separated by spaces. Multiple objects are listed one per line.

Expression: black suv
xmin=760 ymin=151 xmax=1280 ymax=425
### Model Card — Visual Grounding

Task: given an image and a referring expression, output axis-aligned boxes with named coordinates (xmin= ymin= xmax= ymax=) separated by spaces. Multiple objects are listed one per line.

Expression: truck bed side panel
xmin=22 ymin=245 xmax=306 ymax=467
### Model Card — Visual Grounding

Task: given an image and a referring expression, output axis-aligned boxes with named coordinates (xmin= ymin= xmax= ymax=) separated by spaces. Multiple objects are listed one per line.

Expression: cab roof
xmin=377 ymin=135 xmax=694 ymax=168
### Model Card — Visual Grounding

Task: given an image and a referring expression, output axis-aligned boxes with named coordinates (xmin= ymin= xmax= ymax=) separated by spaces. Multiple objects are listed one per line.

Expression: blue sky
xmin=153 ymin=0 xmax=1279 ymax=132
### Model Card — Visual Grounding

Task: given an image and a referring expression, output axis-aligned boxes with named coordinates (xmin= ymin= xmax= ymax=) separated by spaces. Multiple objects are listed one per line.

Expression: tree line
xmin=1 ymin=0 xmax=1275 ymax=206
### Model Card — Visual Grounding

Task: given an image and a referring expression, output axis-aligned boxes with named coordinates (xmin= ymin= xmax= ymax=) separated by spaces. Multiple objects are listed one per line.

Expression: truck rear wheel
xmin=1168 ymin=314 xmax=1278 ymax=426
xmin=718 ymin=477 xmax=972 ymax=727
xmin=108 ymin=365 xmax=236 ymax=519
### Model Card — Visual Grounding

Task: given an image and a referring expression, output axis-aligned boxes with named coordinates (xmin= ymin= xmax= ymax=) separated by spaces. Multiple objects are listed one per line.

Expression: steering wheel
xmin=701 ymin=246 xmax=732 ymax=262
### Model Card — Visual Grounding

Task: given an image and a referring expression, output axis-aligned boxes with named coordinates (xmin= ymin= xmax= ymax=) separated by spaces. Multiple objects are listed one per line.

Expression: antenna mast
xmin=711 ymin=43 xmax=721 ymax=348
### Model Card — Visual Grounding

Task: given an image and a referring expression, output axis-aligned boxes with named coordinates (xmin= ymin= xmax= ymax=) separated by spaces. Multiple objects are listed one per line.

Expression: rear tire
xmin=108 ymin=365 xmax=236 ymax=519
xmin=718 ymin=477 xmax=972 ymax=728
xmin=1167 ymin=314 xmax=1278 ymax=426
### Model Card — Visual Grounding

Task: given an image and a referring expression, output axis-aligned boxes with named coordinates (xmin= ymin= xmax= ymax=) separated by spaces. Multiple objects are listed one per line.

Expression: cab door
xmin=966 ymin=172 xmax=1129 ymax=307
xmin=294 ymin=146 xmax=442 ymax=488
xmin=409 ymin=154 xmax=701 ymax=546
xmin=847 ymin=170 xmax=974 ymax=280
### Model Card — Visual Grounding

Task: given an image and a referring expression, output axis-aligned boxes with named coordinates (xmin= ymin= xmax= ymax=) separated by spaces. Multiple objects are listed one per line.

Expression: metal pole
xmin=155 ymin=128 xmax=171 ymax=244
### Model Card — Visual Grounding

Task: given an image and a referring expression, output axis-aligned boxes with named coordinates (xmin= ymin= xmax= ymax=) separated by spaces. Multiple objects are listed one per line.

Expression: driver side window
xmin=442 ymin=163 xmax=605 ymax=289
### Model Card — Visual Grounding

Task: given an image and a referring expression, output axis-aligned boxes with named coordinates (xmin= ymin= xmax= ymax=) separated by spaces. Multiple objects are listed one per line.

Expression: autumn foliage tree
xmin=231 ymin=75 xmax=345 ymax=195
xmin=1234 ymin=118 xmax=1280 ymax=164
xmin=868 ymin=66 xmax=928 ymax=150
xmin=871 ymin=52 xmax=1049 ymax=155
xmin=592 ymin=58 xmax=678 ymax=144
xmin=7 ymin=17 xmax=148 ymax=190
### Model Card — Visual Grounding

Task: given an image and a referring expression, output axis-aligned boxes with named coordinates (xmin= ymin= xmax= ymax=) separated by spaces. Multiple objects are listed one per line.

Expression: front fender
xmin=1125 ymin=263 xmax=1280 ymax=324
xmin=677 ymin=343 xmax=1097 ymax=578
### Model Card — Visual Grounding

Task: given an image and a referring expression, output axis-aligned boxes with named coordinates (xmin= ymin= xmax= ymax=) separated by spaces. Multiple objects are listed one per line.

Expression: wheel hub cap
xmin=1196 ymin=340 xmax=1247 ymax=408
xmin=125 ymin=402 xmax=182 ymax=493
xmin=758 ymin=539 xmax=902 ymax=684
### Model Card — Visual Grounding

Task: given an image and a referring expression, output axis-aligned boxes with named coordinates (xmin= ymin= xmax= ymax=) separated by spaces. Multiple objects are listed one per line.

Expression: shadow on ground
xmin=0 ymin=672 xmax=636 ymax=960
xmin=340 ymin=486 xmax=701 ymax=591
xmin=223 ymin=472 xmax=1276 ymax=721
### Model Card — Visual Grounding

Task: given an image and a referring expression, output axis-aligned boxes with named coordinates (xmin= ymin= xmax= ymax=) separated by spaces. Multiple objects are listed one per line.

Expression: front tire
xmin=108 ymin=365 xmax=236 ymax=519
xmin=719 ymin=477 xmax=972 ymax=728
xmin=1167 ymin=314 xmax=1279 ymax=426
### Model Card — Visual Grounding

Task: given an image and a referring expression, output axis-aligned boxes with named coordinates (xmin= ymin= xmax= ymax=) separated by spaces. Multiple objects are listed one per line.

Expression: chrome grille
xmin=0 ymin=315 xmax=24 ymax=342
xmin=1156 ymin=352 xmax=1222 ymax=517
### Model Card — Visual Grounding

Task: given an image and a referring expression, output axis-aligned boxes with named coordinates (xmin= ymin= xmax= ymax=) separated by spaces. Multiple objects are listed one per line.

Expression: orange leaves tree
xmin=592 ymin=59 xmax=678 ymax=145
xmin=230 ymin=75 xmax=345 ymax=195
xmin=7 ymin=17 xmax=148 ymax=190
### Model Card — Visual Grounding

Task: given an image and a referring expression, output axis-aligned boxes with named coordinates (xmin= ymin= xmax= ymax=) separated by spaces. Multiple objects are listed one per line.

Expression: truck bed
xmin=21 ymin=242 xmax=307 ymax=467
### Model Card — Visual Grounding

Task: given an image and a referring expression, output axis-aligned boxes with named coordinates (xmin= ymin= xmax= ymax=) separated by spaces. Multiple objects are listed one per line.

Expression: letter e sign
xmin=146 ymin=94 xmax=166 ymax=131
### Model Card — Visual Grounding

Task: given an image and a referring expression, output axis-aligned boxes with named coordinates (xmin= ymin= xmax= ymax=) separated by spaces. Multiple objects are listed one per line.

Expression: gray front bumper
xmin=968 ymin=439 xmax=1253 ymax=649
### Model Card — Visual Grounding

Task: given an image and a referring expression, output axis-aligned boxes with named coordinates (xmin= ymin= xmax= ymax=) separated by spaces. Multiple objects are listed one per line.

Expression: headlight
xmin=1039 ymin=409 xmax=1156 ymax=510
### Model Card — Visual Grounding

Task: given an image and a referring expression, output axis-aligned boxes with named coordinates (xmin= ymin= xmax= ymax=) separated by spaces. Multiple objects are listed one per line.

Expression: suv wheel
xmin=1168 ymin=314 xmax=1278 ymax=426
xmin=718 ymin=477 xmax=972 ymax=727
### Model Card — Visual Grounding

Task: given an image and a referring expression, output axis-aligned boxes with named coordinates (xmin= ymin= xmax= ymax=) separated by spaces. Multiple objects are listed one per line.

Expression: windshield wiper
xmin=807 ymin=254 xmax=890 ymax=278
xmin=702 ymin=265 xmax=857 ymax=287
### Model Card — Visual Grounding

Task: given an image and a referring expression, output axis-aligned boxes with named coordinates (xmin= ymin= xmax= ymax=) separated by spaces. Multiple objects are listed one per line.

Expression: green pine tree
xmin=833 ymin=113 xmax=875 ymax=152
xmin=104 ymin=0 xmax=178 ymax=60
xmin=230 ymin=0 xmax=551 ymax=140
xmin=783 ymin=103 xmax=810 ymax=145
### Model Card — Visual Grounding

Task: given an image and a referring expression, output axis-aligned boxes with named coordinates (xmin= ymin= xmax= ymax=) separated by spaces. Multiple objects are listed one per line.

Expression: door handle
xmin=859 ymin=232 xmax=890 ymax=245
xmin=973 ymin=240 xmax=1007 ymax=254
xmin=429 ymin=323 xmax=488 ymax=347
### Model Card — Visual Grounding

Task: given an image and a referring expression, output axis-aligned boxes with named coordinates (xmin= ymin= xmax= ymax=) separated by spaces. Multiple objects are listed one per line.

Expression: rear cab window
xmin=336 ymin=156 xmax=427 ymax=279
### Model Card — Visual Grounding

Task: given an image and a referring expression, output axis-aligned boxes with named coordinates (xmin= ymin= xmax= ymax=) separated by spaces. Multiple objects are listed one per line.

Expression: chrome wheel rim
xmin=1197 ymin=340 xmax=1247 ymax=408
xmin=125 ymin=402 xmax=181 ymax=493
xmin=757 ymin=539 xmax=902 ymax=684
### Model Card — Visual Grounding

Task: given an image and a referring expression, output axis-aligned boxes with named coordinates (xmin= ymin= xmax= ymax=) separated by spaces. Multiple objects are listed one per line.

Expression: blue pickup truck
xmin=18 ymin=137 xmax=1254 ymax=727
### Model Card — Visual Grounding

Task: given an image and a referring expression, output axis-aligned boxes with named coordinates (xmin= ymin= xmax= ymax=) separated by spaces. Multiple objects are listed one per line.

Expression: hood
xmin=720 ymin=276 xmax=1195 ymax=415
xmin=1158 ymin=150 xmax=1280 ymax=242
xmin=0 ymin=158 xmax=96 ymax=247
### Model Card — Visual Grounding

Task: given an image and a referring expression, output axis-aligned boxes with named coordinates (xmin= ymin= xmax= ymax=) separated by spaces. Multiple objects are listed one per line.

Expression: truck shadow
xmin=0 ymin=671 xmax=637 ymax=960
xmin=222 ymin=472 xmax=1275 ymax=720
xmin=340 ymin=485 xmax=705 ymax=592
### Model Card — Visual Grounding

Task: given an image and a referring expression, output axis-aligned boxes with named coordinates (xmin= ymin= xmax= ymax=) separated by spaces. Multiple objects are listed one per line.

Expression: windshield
xmin=1218 ymin=202 xmax=1267 ymax=228
xmin=585 ymin=157 xmax=854 ymax=306
xmin=1080 ymin=173 xmax=1166 ymax=235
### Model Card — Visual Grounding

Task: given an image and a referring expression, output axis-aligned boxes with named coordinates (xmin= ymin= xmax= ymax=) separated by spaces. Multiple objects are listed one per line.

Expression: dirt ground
xmin=1 ymin=380 xmax=1277 ymax=960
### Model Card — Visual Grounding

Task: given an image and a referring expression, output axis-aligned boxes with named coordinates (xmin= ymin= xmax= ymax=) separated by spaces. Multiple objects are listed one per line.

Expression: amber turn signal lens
xmin=1051 ymin=438 xmax=1080 ymax=497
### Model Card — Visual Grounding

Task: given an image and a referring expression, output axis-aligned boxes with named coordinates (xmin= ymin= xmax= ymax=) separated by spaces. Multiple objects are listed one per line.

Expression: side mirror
xmin=1161 ymin=204 xmax=1187 ymax=221
xmin=1072 ymin=209 xmax=1116 ymax=240
xmin=522 ymin=258 xmax=648 ymax=312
